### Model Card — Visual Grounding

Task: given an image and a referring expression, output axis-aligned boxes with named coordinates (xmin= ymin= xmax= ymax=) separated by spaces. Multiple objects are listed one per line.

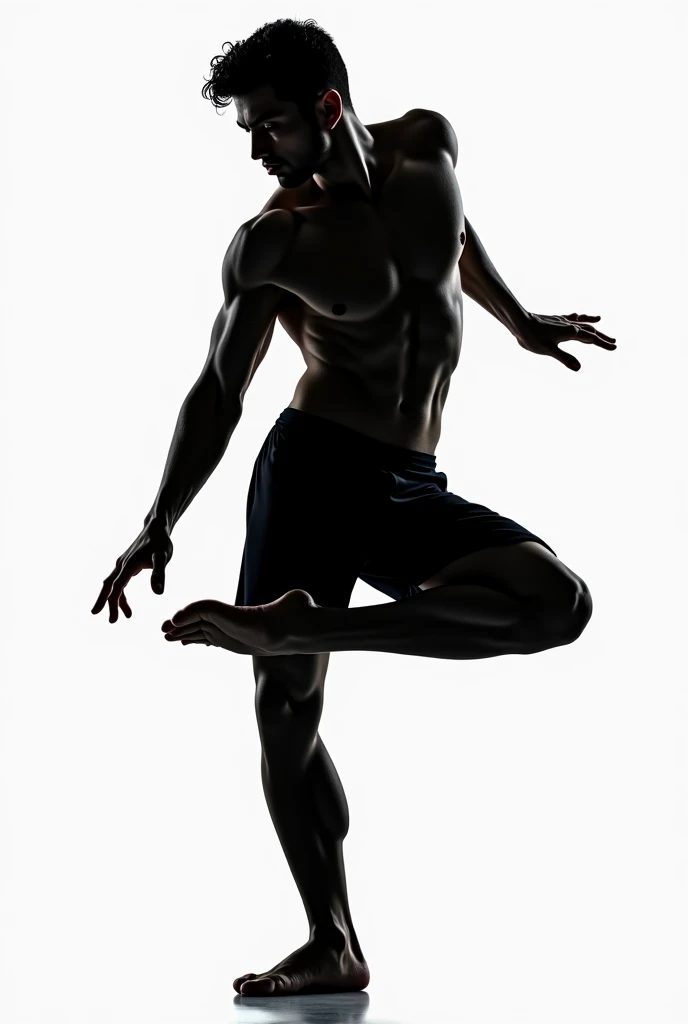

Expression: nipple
xmin=459 ymin=231 xmax=466 ymax=245
xmin=332 ymin=303 xmax=347 ymax=315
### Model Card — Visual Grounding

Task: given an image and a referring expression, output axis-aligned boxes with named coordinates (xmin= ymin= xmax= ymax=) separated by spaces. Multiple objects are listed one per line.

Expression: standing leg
xmin=233 ymin=651 xmax=370 ymax=997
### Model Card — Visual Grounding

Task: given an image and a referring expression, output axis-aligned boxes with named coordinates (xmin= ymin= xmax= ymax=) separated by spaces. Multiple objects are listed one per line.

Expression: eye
xmin=263 ymin=124 xmax=275 ymax=131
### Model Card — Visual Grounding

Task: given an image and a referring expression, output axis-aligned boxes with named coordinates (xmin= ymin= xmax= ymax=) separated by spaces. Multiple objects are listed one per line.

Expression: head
xmin=201 ymin=18 xmax=357 ymax=190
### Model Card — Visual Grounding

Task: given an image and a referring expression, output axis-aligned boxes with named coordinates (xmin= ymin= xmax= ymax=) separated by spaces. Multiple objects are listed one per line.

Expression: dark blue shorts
xmin=235 ymin=407 xmax=557 ymax=608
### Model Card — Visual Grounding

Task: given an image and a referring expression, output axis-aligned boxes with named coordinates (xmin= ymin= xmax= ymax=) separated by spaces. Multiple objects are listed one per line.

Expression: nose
xmin=251 ymin=140 xmax=274 ymax=163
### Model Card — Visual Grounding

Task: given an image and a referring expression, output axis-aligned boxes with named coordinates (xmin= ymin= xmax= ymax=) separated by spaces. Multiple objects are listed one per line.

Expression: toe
xmin=240 ymin=975 xmax=277 ymax=995
xmin=233 ymin=972 xmax=258 ymax=994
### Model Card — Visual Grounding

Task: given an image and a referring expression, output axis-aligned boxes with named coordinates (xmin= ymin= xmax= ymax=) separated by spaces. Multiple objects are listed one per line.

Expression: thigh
xmin=360 ymin=464 xmax=559 ymax=600
xmin=418 ymin=538 xmax=582 ymax=599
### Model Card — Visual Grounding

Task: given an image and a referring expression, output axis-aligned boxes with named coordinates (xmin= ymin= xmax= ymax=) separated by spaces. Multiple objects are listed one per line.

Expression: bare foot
xmin=161 ymin=589 xmax=316 ymax=656
xmin=233 ymin=936 xmax=370 ymax=996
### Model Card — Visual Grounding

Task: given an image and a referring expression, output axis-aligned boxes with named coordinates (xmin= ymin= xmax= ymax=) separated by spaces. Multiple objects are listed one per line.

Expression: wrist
xmin=509 ymin=306 xmax=532 ymax=338
xmin=144 ymin=511 xmax=173 ymax=534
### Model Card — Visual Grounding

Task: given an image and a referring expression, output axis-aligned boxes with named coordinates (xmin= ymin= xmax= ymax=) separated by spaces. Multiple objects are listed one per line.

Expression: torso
xmin=257 ymin=109 xmax=465 ymax=455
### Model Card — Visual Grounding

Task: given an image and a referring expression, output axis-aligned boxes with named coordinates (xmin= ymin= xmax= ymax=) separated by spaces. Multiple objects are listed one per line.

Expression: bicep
xmin=210 ymin=280 xmax=284 ymax=405
xmin=200 ymin=215 xmax=292 ymax=405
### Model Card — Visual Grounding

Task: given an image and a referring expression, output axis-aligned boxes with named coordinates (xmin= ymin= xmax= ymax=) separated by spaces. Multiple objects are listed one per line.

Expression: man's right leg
xmin=232 ymin=651 xmax=370 ymax=997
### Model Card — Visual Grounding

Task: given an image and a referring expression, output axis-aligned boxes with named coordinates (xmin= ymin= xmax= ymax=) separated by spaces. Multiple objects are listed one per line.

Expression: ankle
xmin=309 ymin=918 xmax=355 ymax=952
xmin=311 ymin=921 xmax=364 ymax=958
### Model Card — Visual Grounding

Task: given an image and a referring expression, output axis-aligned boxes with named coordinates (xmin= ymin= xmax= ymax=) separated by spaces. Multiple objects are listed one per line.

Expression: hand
xmin=91 ymin=519 xmax=174 ymax=623
xmin=515 ymin=312 xmax=617 ymax=371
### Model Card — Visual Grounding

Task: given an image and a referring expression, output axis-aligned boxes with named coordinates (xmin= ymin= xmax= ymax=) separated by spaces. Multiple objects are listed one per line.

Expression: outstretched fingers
xmin=577 ymin=326 xmax=617 ymax=348
xmin=563 ymin=313 xmax=616 ymax=347
xmin=92 ymin=565 xmax=134 ymax=622
xmin=92 ymin=566 xmax=120 ymax=615
xmin=106 ymin=566 xmax=139 ymax=622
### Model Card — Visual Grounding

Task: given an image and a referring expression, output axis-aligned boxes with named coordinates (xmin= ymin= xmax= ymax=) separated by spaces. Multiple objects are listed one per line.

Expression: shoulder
xmin=228 ymin=209 xmax=297 ymax=291
xmin=403 ymin=108 xmax=458 ymax=168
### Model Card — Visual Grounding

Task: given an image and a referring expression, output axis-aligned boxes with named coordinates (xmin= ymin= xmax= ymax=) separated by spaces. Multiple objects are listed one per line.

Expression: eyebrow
xmin=236 ymin=109 xmax=284 ymax=130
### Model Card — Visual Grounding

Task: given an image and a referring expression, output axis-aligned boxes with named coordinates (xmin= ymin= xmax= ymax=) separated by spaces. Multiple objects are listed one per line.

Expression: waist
xmin=287 ymin=370 xmax=443 ymax=454
xmin=275 ymin=406 xmax=438 ymax=471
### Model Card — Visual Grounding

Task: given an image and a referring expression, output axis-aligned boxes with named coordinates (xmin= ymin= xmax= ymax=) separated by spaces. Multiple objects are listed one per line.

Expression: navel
xmin=332 ymin=303 xmax=347 ymax=316
xmin=459 ymin=231 xmax=466 ymax=245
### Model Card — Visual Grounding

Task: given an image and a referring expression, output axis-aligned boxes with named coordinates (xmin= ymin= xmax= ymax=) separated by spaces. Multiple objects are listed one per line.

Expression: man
xmin=92 ymin=18 xmax=616 ymax=997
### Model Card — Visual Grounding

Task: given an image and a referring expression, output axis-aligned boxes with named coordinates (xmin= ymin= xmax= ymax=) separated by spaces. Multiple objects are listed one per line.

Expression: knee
xmin=254 ymin=654 xmax=327 ymax=711
xmin=254 ymin=674 xmax=293 ymax=722
xmin=527 ymin=576 xmax=593 ymax=652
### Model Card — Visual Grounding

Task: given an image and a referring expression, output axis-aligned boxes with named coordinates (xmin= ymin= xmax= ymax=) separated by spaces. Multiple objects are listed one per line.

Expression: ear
xmin=320 ymin=88 xmax=344 ymax=130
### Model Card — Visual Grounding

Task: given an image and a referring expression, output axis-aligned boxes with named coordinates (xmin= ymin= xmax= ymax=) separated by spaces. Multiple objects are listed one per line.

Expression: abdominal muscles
xmin=280 ymin=272 xmax=463 ymax=454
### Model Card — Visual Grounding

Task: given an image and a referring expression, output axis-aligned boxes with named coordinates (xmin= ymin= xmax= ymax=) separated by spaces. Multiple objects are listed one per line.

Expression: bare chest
xmin=266 ymin=116 xmax=466 ymax=343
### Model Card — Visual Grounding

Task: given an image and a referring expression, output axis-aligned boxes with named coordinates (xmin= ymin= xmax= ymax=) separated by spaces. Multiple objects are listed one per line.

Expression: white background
xmin=1 ymin=1 xmax=686 ymax=1022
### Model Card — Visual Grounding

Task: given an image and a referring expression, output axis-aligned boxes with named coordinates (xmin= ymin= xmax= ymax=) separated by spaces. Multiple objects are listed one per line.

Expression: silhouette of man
xmin=92 ymin=18 xmax=615 ymax=997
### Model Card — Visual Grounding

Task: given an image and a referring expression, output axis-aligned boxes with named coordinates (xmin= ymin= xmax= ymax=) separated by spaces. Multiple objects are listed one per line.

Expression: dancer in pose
xmin=92 ymin=18 xmax=616 ymax=997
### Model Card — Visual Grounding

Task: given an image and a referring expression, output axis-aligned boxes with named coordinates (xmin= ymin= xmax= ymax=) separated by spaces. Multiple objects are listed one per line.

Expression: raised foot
xmin=161 ymin=588 xmax=317 ymax=656
xmin=233 ymin=936 xmax=370 ymax=996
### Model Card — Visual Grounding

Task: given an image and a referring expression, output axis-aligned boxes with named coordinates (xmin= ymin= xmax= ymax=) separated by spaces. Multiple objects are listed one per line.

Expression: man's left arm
xmin=420 ymin=107 xmax=617 ymax=370
xmin=459 ymin=218 xmax=532 ymax=338
xmin=459 ymin=217 xmax=617 ymax=371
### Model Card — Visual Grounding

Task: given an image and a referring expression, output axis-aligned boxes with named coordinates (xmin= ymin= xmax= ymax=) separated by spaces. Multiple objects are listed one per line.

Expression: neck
xmin=312 ymin=110 xmax=376 ymax=202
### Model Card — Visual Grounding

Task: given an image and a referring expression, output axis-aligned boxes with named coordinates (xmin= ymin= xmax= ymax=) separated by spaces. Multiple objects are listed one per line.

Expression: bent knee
xmin=527 ymin=576 xmax=593 ymax=651
xmin=253 ymin=652 xmax=329 ymax=707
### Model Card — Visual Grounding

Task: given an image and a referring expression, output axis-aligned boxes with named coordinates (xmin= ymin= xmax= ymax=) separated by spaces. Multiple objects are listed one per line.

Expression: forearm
xmin=459 ymin=217 xmax=531 ymax=336
xmin=144 ymin=376 xmax=241 ymax=534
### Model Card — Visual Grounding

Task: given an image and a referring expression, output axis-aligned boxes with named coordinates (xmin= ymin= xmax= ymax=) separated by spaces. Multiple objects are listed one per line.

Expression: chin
xmin=278 ymin=164 xmax=313 ymax=188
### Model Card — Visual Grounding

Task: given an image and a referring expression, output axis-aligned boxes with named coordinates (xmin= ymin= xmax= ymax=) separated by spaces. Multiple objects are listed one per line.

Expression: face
xmin=234 ymin=83 xmax=341 ymax=190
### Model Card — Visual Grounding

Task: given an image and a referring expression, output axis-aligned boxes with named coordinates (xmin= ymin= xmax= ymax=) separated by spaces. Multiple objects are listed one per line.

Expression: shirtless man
xmin=92 ymin=83 xmax=616 ymax=996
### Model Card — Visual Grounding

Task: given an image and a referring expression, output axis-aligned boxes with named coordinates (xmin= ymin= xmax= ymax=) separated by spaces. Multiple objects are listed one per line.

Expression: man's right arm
xmin=143 ymin=211 xmax=294 ymax=534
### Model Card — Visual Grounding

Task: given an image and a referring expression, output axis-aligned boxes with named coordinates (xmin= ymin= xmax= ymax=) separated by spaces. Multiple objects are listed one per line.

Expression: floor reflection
xmin=231 ymin=988 xmax=417 ymax=1023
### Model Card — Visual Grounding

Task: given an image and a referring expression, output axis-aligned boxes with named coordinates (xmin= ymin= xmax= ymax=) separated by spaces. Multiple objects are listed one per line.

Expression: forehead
xmin=234 ymin=84 xmax=288 ymax=124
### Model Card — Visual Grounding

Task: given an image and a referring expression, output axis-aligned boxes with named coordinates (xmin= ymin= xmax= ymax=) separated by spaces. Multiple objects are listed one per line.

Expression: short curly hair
xmin=201 ymin=17 xmax=356 ymax=120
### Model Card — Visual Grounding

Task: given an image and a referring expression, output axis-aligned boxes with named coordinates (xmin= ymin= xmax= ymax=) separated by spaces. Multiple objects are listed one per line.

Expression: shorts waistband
xmin=275 ymin=407 xmax=437 ymax=469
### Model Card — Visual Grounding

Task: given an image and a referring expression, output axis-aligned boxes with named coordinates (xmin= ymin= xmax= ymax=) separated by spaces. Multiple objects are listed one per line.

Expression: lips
xmin=264 ymin=164 xmax=282 ymax=174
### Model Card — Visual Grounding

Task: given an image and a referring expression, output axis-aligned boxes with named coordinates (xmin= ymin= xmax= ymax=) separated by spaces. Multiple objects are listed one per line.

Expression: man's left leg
xmin=283 ymin=540 xmax=591 ymax=659
xmin=162 ymin=540 xmax=593 ymax=659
